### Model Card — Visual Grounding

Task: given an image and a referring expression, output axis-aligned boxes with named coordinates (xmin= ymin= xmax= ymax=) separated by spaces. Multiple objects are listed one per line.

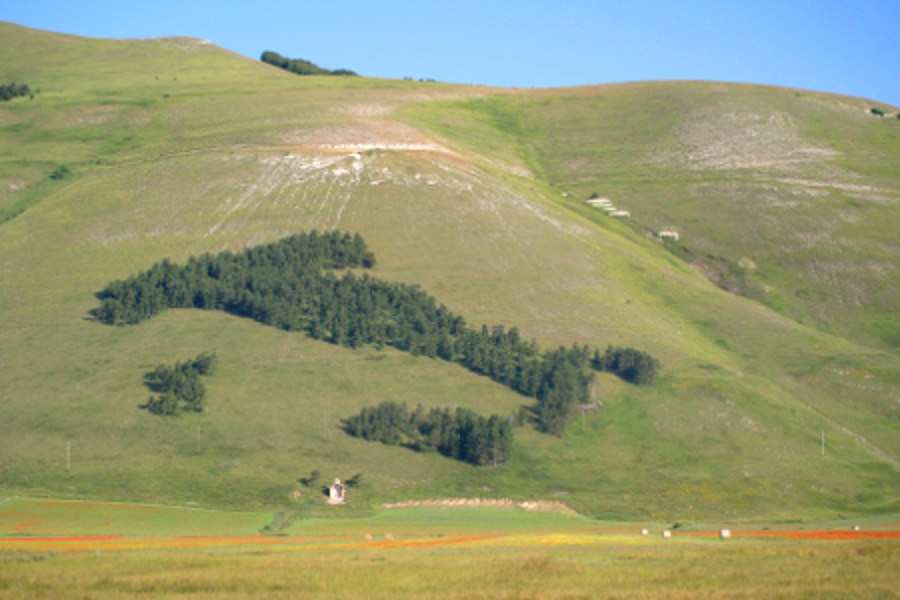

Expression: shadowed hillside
xmin=0 ymin=21 xmax=897 ymax=520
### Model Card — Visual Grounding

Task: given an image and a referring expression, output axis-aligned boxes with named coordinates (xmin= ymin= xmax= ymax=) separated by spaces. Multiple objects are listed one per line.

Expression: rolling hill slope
xmin=1 ymin=22 xmax=897 ymax=520
xmin=401 ymin=82 xmax=900 ymax=350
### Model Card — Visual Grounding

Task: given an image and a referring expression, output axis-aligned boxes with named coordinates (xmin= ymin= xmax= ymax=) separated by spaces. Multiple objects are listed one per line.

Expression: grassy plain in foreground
xmin=1 ymin=501 xmax=898 ymax=599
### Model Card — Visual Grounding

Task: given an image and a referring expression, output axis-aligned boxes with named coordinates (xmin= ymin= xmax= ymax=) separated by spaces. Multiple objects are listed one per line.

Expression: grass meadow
xmin=401 ymin=82 xmax=900 ymax=351
xmin=1 ymin=499 xmax=898 ymax=598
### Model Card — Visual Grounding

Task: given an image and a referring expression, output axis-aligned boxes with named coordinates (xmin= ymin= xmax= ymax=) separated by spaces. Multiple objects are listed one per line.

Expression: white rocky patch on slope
xmin=674 ymin=108 xmax=837 ymax=171
xmin=280 ymin=120 xmax=458 ymax=157
xmin=205 ymin=146 xmax=583 ymax=241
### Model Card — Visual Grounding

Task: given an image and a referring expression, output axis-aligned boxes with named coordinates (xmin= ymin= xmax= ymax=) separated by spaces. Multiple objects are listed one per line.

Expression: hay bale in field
xmin=640 ymin=528 xmax=649 ymax=536
xmin=662 ymin=530 xmax=672 ymax=539
xmin=720 ymin=529 xmax=732 ymax=539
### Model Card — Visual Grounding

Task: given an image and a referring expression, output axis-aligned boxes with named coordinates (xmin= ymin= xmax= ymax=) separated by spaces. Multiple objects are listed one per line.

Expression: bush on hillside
xmin=142 ymin=353 xmax=217 ymax=416
xmin=0 ymin=82 xmax=31 ymax=101
xmin=49 ymin=165 xmax=71 ymax=180
xmin=592 ymin=346 xmax=660 ymax=386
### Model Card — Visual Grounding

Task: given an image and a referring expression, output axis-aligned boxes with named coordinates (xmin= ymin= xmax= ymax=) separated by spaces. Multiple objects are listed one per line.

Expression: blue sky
xmin=5 ymin=0 xmax=899 ymax=106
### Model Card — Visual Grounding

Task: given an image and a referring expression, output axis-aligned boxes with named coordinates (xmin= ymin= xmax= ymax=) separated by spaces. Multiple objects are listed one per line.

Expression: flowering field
xmin=2 ymin=528 xmax=897 ymax=555
xmin=1 ymin=499 xmax=898 ymax=598
xmin=682 ymin=528 xmax=900 ymax=541
xmin=0 ymin=497 xmax=271 ymax=536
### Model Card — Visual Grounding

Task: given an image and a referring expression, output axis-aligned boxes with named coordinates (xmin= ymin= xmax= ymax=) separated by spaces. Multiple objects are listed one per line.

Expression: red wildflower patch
xmin=680 ymin=530 xmax=900 ymax=541
xmin=0 ymin=535 xmax=123 ymax=543
xmin=746 ymin=530 xmax=900 ymax=541
xmin=0 ymin=535 xmax=292 ymax=553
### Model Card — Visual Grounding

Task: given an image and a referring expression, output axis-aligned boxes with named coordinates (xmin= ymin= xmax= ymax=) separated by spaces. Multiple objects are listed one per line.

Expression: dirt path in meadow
xmin=381 ymin=498 xmax=576 ymax=513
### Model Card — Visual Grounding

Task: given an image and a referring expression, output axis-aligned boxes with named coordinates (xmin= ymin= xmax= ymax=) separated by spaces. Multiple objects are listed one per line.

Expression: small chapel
xmin=327 ymin=478 xmax=345 ymax=505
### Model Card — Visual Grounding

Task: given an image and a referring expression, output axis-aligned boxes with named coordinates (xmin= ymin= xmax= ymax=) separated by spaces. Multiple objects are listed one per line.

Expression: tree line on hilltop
xmin=260 ymin=51 xmax=358 ymax=77
xmin=93 ymin=230 xmax=659 ymax=444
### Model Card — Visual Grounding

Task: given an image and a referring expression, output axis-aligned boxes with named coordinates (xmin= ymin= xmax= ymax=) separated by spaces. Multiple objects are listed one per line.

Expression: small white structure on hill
xmin=328 ymin=478 xmax=345 ymax=505
xmin=586 ymin=196 xmax=630 ymax=218
xmin=659 ymin=230 xmax=680 ymax=241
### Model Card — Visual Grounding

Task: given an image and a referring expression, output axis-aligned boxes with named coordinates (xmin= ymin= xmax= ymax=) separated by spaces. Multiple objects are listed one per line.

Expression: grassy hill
xmin=0 ymin=21 xmax=897 ymax=521
xmin=401 ymin=82 xmax=900 ymax=350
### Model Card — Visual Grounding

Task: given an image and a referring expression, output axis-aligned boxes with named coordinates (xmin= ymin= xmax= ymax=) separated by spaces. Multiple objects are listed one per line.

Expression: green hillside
xmin=402 ymin=83 xmax=900 ymax=350
xmin=1 ymin=21 xmax=897 ymax=521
